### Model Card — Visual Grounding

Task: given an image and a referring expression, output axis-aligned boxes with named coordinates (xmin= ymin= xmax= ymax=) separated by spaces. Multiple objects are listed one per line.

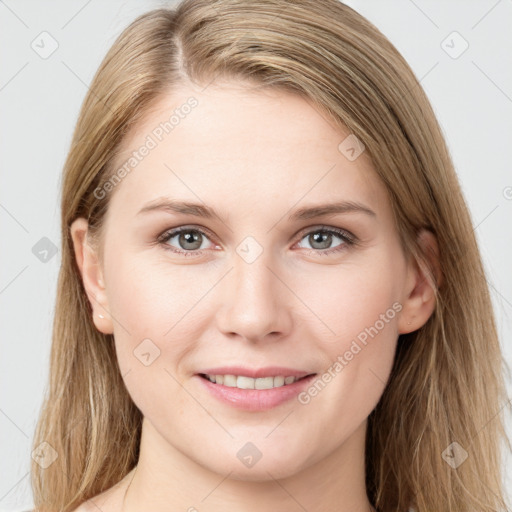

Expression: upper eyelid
xmin=296 ymin=224 xmax=352 ymax=237
xmin=160 ymin=224 xmax=353 ymax=247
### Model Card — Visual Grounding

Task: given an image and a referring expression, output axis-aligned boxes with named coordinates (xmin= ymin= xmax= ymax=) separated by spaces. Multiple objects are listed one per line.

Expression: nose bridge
xmin=216 ymin=244 xmax=292 ymax=341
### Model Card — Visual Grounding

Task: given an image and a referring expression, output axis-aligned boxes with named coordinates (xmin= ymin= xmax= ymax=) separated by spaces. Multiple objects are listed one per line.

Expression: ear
xmin=70 ymin=217 xmax=114 ymax=335
xmin=398 ymin=229 xmax=442 ymax=334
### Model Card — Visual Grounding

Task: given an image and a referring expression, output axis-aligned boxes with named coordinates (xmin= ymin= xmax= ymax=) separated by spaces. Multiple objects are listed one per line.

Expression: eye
xmin=157 ymin=226 xmax=217 ymax=256
xmin=294 ymin=226 xmax=356 ymax=255
xmin=157 ymin=225 xmax=357 ymax=257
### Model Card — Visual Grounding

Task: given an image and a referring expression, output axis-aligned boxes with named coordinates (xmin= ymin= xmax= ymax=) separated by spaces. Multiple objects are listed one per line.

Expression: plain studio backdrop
xmin=0 ymin=0 xmax=511 ymax=510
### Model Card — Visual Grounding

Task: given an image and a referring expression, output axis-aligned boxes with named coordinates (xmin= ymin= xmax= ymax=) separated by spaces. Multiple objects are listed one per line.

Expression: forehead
xmin=106 ymin=81 xmax=387 ymax=220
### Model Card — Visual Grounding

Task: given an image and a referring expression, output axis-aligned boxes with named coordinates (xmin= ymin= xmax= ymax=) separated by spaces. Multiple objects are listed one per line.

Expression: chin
xmin=208 ymin=453 xmax=307 ymax=482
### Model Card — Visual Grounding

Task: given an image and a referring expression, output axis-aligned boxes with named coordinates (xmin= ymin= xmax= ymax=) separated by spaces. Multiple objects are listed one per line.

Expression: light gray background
xmin=1 ymin=0 xmax=511 ymax=510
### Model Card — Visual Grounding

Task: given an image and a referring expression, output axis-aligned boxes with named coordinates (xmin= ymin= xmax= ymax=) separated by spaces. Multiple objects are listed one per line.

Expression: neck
xmin=121 ymin=417 xmax=375 ymax=512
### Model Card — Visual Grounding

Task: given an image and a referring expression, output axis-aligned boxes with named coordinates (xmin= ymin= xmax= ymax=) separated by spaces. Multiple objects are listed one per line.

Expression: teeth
xmin=223 ymin=375 xmax=236 ymax=387
xmin=273 ymin=376 xmax=285 ymax=387
xmin=204 ymin=374 xmax=303 ymax=389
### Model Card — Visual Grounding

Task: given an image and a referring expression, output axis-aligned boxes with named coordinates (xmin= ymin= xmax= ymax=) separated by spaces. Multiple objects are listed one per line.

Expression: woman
xmin=30 ymin=0 xmax=511 ymax=511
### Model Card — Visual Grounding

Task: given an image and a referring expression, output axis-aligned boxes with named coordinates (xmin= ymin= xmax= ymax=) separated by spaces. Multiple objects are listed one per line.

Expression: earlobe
xmin=69 ymin=217 xmax=114 ymax=335
xmin=398 ymin=229 xmax=442 ymax=334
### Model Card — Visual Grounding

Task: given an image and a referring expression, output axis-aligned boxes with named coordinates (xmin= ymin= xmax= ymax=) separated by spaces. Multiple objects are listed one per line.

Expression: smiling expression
xmin=75 ymin=79 xmax=417 ymax=480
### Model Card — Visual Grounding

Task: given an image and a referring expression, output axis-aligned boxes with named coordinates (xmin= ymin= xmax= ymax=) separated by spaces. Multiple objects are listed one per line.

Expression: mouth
xmin=197 ymin=372 xmax=316 ymax=390
xmin=195 ymin=372 xmax=318 ymax=411
xmin=198 ymin=373 xmax=316 ymax=389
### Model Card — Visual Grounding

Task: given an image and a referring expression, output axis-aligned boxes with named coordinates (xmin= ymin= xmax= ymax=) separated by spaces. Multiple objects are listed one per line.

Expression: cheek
xmin=105 ymin=251 xmax=204 ymax=335
xmin=293 ymin=252 xmax=403 ymax=347
xmin=103 ymin=254 xmax=179 ymax=374
xmin=104 ymin=252 xmax=215 ymax=394
xmin=293 ymin=254 xmax=402 ymax=416
xmin=105 ymin=258 xmax=196 ymax=421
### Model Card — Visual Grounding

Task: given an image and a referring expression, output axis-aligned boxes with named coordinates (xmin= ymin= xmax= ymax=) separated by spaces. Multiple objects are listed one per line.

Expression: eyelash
xmin=156 ymin=225 xmax=357 ymax=258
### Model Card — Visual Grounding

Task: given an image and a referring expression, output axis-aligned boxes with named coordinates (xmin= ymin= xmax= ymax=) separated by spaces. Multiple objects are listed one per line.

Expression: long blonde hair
xmin=31 ymin=1 xmax=511 ymax=510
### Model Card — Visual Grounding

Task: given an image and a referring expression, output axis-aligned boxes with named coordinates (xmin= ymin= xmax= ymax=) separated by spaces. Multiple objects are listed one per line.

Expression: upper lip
xmin=197 ymin=366 xmax=316 ymax=379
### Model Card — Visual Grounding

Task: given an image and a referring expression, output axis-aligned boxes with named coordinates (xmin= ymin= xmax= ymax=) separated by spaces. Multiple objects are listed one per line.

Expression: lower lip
xmin=194 ymin=374 xmax=317 ymax=411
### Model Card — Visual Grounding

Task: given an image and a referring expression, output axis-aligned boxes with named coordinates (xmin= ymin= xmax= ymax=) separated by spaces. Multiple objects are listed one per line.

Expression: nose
xmin=215 ymin=252 xmax=293 ymax=343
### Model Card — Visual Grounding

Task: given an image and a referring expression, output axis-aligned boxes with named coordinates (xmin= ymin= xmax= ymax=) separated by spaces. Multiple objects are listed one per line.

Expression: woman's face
xmin=74 ymin=80 xmax=426 ymax=480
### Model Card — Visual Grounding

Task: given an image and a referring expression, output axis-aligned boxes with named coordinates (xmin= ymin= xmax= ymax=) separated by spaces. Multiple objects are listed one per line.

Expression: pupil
xmin=180 ymin=231 xmax=202 ymax=250
xmin=311 ymin=232 xmax=331 ymax=249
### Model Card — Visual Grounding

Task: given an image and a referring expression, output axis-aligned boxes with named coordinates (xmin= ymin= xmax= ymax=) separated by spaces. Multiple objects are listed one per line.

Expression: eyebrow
xmin=288 ymin=201 xmax=376 ymax=221
xmin=137 ymin=198 xmax=376 ymax=221
xmin=137 ymin=199 xmax=223 ymax=221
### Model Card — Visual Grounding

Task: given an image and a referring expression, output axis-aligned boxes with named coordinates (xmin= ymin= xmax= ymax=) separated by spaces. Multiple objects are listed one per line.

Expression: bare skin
xmin=70 ymin=79 xmax=439 ymax=512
